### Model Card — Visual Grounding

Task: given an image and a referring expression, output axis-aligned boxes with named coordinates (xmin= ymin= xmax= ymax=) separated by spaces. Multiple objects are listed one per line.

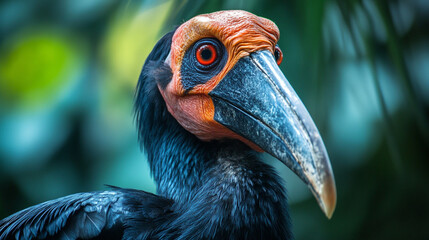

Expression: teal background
xmin=0 ymin=0 xmax=428 ymax=239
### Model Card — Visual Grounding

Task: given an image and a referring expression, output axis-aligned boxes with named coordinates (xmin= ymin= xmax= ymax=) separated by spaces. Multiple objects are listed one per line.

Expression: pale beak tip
xmin=318 ymin=176 xmax=337 ymax=219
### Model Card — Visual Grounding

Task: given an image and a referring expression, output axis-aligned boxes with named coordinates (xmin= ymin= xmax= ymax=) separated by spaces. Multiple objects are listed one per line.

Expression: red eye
xmin=274 ymin=46 xmax=283 ymax=65
xmin=196 ymin=44 xmax=217 ymax=65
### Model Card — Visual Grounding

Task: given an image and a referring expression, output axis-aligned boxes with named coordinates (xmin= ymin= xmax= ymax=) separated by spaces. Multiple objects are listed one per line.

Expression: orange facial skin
xmin=158 ymin=10 xmax=280 ymax=150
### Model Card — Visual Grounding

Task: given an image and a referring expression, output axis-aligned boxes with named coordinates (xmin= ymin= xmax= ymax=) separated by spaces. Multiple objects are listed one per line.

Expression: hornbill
xmin=0 ymin=10 xmax=336 ymax=239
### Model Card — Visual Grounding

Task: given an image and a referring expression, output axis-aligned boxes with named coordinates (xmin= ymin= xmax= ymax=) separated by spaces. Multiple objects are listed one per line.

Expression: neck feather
xmin=134 ymin=29 xmax=292 ymax=238
xmin=135 ymin=80 xmax=292 ymax=238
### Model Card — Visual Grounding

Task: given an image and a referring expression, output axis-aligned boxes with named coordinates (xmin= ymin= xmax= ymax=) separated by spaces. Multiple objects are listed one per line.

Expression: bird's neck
xmin=137 ymin=88 xmax=215 ymax=201
xmin=138 ymin=90 xmax=292 ymax=238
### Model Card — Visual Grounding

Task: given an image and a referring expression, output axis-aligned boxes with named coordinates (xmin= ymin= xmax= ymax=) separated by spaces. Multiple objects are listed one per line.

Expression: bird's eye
xmin=196 ymin=44 xmax=217 ymax=66
xmin=180 ymin=38 xmax=227 ymax=91
xmin=191 ymin=38 xmax=224 ymax=72
xmin=274 ymin=46 xmax=283 ymax=65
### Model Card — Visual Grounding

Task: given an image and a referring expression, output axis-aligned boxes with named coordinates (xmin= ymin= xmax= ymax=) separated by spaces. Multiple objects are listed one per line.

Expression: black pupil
xmin=201 ymin=48 xmax=212 ymax=60
xmin=274 ymin=50 xmax=280 ymax=61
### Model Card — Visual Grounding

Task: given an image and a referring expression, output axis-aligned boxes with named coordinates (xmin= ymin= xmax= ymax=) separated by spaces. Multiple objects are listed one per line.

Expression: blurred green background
xmin=0 ymin=0 xmax=428 ymax=239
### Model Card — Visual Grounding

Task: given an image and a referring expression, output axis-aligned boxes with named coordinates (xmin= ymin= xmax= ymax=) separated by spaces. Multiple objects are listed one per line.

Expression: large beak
xmin=209 ymin=50 xmax=336 ymax=218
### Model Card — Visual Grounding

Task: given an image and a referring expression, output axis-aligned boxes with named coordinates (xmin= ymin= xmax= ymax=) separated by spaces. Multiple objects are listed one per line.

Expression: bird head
xmin=154 ymin=10 xmax=336 ymax=218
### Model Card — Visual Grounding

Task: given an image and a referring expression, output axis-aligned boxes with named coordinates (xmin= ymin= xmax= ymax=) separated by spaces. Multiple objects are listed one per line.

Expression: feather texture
xmin=1 ymin=22 xmax=293 ymax=239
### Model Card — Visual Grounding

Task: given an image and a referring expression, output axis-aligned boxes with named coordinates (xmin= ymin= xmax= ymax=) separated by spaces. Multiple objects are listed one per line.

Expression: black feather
xmin=136 ymin=28 xmax=176 ymax=91
xmin=0 ymin=188 xmax=173 ymax=240
xmin=1 ymin=25 xmax=293 ymax=240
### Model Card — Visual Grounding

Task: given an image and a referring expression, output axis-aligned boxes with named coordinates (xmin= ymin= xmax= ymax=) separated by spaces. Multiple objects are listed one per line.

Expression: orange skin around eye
xmin=158 ymin=10 xmax=280 ymax=151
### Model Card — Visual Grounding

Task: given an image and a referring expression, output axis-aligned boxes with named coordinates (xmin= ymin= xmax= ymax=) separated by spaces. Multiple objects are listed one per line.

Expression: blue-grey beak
xmin=209 ymin=50 xmax=336 ymax=218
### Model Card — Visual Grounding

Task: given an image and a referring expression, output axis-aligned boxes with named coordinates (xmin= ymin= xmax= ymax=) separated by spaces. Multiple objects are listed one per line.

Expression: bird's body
xmin=0 ymin=10 xmax=335 ymax=240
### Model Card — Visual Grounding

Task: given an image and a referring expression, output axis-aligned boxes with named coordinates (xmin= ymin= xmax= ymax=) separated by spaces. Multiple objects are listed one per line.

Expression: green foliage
xmin=0 ymin=30 xmax=80 ymax=109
